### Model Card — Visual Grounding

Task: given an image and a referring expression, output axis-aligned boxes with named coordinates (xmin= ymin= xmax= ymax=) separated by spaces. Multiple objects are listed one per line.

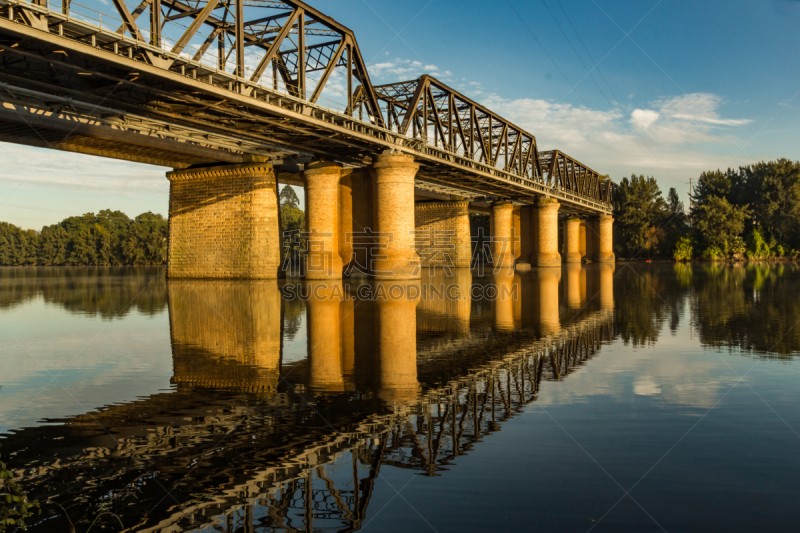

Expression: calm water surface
xmin=1 ymin=264 xmax=800 ymax=532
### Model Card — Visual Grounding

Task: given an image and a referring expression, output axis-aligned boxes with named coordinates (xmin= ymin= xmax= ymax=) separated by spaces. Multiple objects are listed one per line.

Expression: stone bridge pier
xmin=166 ymin=160 xmax=282 ymax=279
xmin=165 ymin=154 xmax=613 ymax=279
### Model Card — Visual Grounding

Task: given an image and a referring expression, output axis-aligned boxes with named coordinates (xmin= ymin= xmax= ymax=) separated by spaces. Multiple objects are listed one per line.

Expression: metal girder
xmin=0 ymin=0 xmax=612 ymax=213
xmin=539 ymin=150 xmax=615 ymax=205
xmin=366 ymin=75 xmax=545 ymax=183
xmin=86 ymin=0 xmax=385 ymax=122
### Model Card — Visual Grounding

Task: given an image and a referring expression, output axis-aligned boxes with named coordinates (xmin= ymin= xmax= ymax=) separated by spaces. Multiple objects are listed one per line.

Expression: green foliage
xmin=742 ymin=159 xmax=800 ymax=248
xmin=673 ymin=236 xmax=694 ymax=261
xmin=693 ymin=196 xmax=750 ymax=250
xmin=279 ymin=185 xmax=301 ymax=209
xmin=702 ymin=246 xmax=724 ymax=260
xmin=613 ymin=174 xmax=670 ymax=258
xmin=692 ymin=168 xmax=746 ymax=207
xmin=746 ymin=229 xmax=771 ymax=259
xmin=0 ymin=458 xmax=39 ymax=532
xmin=729 ymin=236 xmax=747 ymax=258
xmin=662 ymin=187 xmax=689 ymax=254
xmin=688 ymin=263 xmax=800 ymax=355
xmin=692 ymin=159 xmax=800 ymax=257
xmin=0 ymin=211 xmax=167 ymax=266
xmin=280 ymin=204 xmax=305 ymax=265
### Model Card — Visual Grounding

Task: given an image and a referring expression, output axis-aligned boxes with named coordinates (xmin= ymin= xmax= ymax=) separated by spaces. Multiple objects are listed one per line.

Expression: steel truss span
xmin=0 ymin=0 xmax=614 ymax=214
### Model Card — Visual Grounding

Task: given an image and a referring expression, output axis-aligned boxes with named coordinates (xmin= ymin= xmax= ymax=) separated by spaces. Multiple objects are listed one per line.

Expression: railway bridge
xmin=0 ymin=0 xmax=616 ymax=279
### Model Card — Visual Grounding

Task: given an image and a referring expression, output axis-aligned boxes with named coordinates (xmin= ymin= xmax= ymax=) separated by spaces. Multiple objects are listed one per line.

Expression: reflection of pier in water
xmin=4 ymin=266 xmax=614 ymax=532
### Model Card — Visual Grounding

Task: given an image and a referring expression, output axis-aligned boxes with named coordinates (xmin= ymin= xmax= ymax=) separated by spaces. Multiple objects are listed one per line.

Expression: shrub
xmin=729 ymin=236 xmax=746 ymax=259
xmin=673 ymin=236 xmax=693 ymax=261
xmin=747 ymin=229 xmax=771 ymax=259
xmin=702 ymin=246 xmax=723 ymax=260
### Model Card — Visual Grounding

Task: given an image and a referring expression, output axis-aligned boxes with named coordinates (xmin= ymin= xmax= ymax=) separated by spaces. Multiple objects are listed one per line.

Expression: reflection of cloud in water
xmin=535 ymin=323 xmax=735 ymax=410
xmin=633 ymin=377 xmax=661 ymax=396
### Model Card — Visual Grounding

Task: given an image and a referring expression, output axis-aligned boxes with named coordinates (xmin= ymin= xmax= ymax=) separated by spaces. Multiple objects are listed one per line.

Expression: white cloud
xmin=0 ymin=144 xmax=168 ymax=196
xmin=461 ymin=87 xmax=753 ymax=187
xmin=368 ymin=58 xmax=453 ymax=81
xmin=657 ymin=93 xmax=751 ymax=126
xmin=631 ymin=109 xmax=660 ymax=130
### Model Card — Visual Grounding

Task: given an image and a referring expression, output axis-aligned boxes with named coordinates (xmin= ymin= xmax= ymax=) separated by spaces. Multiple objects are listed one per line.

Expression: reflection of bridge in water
xmin=4 ymin=265 xmax=614 ymax=532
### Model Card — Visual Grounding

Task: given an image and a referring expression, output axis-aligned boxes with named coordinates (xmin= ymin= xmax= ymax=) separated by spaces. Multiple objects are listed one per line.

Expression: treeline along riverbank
xmin=614 ymin=158 xmax=800 ymax=261
xmin=0 ymin=210 xmax=167 ymax=266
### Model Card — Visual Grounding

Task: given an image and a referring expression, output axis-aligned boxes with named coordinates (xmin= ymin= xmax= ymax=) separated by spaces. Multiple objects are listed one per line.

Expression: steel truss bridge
xmin=0 ymin=0 xmax=614 ymax=215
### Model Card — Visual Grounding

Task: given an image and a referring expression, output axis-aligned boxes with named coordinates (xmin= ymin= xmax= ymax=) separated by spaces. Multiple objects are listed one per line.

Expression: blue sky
xmin=2 ymin=0 xmax=800 ymax=229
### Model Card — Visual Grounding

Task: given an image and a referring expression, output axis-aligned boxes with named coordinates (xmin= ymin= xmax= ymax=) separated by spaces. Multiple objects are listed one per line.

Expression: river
xmin=1 ymin=263 xmax=799 ymax=532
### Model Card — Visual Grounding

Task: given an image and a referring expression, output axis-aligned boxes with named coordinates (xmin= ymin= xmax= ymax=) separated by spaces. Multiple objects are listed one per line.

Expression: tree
xmin=673 ymin=236 xmax=693 ymax=261
xmin=122 ymin=223 xmax=150 ymax=265
xmin=38 ymin=226 xmax=70 ymax=265
xmin=660 ymin=187 xmax=688 ymax=256
xmin=693 ymin=195 xmax=750 ymax=252
xmin=613 ymin=174 xmax=668 ymax=259
xmin=742 ymin=159 xmax=800 ymax=248
xmin=0 ymin=211 xmax=168 ymax=266
xmin=279 ymin=185 xmax=301 ymax=209
xmin=280 ymin=204 xmax=305 ymax=263
xmin=692 ymin=168 xmax=746 ymax=207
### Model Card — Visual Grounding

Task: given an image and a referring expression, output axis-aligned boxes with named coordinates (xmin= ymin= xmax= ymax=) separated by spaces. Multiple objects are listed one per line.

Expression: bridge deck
xmin=0 ymin=0 xmax=613 ymax=215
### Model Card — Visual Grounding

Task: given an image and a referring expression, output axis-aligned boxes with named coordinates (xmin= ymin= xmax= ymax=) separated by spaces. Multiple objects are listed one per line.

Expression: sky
xmin=2 ymin=0 xmax=800 ymax=229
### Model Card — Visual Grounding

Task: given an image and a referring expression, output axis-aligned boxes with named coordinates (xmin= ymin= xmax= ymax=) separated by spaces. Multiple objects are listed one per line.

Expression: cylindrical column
xmin=490 ymin=201 xmax=515 ymax=269
xmin=563 ymin=217 xmax=582 ymax=263
xmin=585 ymin=219 xmax=596 ymax=262
xmin=414 ymin=200 xmax=472 ymax=268
xmin=579 ymin=221 xmax=588 ymax=261
xmin=339 ymin=170 xmax=354 ymax=273
xmin=531 ymin=198 xmax=560 ymax=267
xmin=303 ymin=162 xmax=343 ymax=279
xmin=518 ymin=206 xmax=535 ymax=269
xmin=595 ymin=215 xmax=615 ymax=263
xmin=453 ymin=201 xmax=472 ymax=268
xmin=371 ymin=153 xmax=420 ymax=279
xmin=375 ymin=281 xmax=420 ymax=403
